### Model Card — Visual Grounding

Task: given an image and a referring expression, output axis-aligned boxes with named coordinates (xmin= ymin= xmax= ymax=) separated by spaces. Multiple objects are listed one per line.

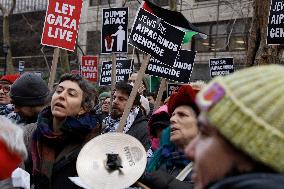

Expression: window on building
xmin=194 ymin=18 xmax=250 ymax=52
xmin=86 ymin=31 xmax=101 ymax=55
xmin=149 ymin=0 xmax=181 ymax=6
xmin=89 ymin=0 xmax=115 ymax=6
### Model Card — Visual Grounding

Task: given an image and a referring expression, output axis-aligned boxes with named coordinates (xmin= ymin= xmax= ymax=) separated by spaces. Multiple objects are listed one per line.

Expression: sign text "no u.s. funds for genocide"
xmin=209 ymin=58 xmax=234 ymax=78
xmin=129 ymin=8 xmax=185 ymax=65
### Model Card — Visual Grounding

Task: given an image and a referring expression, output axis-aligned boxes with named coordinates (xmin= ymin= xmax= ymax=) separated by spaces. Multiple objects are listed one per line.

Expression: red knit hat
xmin=0 ymin=73 xmax=20 ymax=84
xmin=0 ymin=139 xmax=21 ymax=180
xmin=167 ymin=85 xmax=199 ymax=116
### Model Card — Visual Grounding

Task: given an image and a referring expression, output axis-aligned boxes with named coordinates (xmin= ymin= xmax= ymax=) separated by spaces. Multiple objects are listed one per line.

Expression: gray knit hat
xmin=10 ymin=73 xmax=50 ymax=106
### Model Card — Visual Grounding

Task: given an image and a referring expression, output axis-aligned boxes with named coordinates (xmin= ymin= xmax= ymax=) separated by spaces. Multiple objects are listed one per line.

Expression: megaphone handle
xmin=136 ymin=181 xmax=150 ymax=189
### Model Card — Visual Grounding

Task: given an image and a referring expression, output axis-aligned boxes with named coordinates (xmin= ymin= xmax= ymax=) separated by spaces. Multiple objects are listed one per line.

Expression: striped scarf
xmin=102 ymin=107 xmax=140 ymax=133
xmin=31 ymin=107 xmax=98 ymax=182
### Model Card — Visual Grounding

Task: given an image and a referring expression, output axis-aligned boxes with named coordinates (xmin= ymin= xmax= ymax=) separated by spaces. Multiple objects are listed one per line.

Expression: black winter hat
xmin=10 ymin=73 xmax=50 ymax=106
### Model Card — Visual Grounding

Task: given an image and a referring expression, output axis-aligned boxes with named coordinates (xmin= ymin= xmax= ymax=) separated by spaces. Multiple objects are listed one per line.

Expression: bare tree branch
xmin=9 ymin=0 xmax=16 ymax=15
xmin=0 ymin=3 xmax=6 ymax=15
xmin=246 ymin=0 xmax=284 ymax=65
xmin=21 ymin=14 xmax=37 ymax=34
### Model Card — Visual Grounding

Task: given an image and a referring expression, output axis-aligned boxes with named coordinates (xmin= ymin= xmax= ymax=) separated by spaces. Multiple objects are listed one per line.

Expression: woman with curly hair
xmin=24 ymin=74 xmax=100 ymax=189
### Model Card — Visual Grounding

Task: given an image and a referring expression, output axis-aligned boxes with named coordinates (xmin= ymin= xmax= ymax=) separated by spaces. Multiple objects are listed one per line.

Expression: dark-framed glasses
xmin=0 ymin=84 xmax=11 ymax=93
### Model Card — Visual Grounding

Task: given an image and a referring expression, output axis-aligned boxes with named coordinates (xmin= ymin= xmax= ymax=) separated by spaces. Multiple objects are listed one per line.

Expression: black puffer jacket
xmin=206 ymin=173 xmax=284 ymax=189
xmin=141 ymin=170 xmax=194 ymax=189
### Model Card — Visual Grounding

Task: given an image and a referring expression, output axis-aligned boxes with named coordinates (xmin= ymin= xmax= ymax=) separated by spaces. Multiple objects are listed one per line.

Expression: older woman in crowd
xmin=23 ymin=74 xmax=99 ymax=189
xmin=142 ymin=85 xmax=199 ymax=189
xmin=0 ymin=74 xmax=20 ymax=119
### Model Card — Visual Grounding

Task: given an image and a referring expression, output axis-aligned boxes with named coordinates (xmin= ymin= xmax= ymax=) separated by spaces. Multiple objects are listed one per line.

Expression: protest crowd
xmin=1 ymin=0 xmax=284 ymax=189
xmin=0 ymin=65 xmax=283 ymax=189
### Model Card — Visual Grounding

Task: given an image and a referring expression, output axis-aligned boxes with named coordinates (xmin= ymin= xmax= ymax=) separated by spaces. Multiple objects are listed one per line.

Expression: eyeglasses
xmin=0 ymin=85 xmax=11 ymax=93
xmin=128 ymin=79 xmax=135 ymax=84
xmin=103 ymin=100 xmax=110 ymax=105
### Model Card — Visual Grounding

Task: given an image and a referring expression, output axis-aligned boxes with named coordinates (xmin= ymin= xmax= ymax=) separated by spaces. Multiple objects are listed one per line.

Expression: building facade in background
xmin=78 ymin=0 xmax=253 ymax=81
xmin=0 ymin=0 xmax=47 ymax=13
xmin=0 ymin=0 xmax=253 ymax=81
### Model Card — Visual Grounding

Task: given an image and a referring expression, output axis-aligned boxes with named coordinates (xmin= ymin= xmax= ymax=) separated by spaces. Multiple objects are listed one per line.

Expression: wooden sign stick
xmin=153 ymin=78 xmax=167 ymax=112
xmin=136 ymin=181 xmax=150 ymax=189
xmin=48 ymin=47 xmax=60 ymax=90
xmin=176 ymin=162 xmax=193 ymax=181
xmin=109 ymin=53 xmax=117 ymax=113
xmin=117 ymin=54 xmax=150 ymax=133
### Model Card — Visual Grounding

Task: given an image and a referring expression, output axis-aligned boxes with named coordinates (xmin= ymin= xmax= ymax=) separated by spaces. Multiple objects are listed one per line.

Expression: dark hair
xmin=146 ymin=92 xmax=157 ymax=100
xmin=162 ymin=91 xmax=167 ymax=102
xmin=58 ymin=74 xmax=97 ymax=111
xmin=115 ymin=81 xmax=140 ymax=106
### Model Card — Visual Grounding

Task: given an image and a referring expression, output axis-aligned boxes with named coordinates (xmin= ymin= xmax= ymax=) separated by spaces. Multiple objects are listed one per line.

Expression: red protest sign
xmin=41 ymin=0 xmax=83 ymax=51
xmin=81 ymin=56 xmax=98 ymax=82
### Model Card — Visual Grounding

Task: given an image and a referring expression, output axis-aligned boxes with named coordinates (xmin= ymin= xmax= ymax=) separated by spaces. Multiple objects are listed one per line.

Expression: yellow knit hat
xmin=196 ymin=65 xmax=284 ymax=173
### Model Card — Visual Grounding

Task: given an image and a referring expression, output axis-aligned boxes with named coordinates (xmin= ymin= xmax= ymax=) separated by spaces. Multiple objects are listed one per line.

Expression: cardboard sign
xmin=209 ymin=58 xmax=234 ymax=78
xmin=81 ymin=56 xmax=98 ymax=82
xmin=100 ymin=59 xmax=133 ymax=86
xmin=41 ymin=0 xmax=83 ymax=51
xmin=146 ymin=50 xmax=195 ymax=83
xmin=129 ymin=8 xmax=184 ymax=65
xmin=167 ymin=83 xmax=185 ymax=97
xmin=101 ymin=8 xmax=128 ymax=54
xmin=267 ymin=0 xmax=284 ymax=45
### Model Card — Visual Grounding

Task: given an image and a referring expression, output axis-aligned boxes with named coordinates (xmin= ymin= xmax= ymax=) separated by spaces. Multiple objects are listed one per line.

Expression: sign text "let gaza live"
xmin=41 ymin=0 xmax=83 ymax=51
